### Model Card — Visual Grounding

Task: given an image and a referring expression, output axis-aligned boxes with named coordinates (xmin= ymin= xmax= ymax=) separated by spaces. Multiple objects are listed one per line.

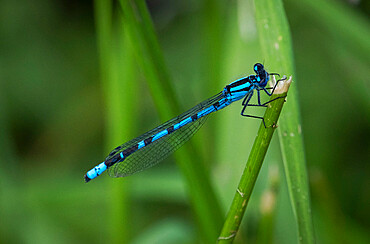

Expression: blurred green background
xmin=0 ymin=0 xmax=369 ymax=243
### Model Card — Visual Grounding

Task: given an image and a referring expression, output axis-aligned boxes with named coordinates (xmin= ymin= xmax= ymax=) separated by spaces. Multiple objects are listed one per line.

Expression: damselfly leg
xmin=240 ymin=76 xmax=287 ymax=128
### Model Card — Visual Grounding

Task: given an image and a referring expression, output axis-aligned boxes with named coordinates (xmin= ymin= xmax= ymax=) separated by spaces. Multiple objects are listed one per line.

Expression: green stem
xmin=218 ymin=77 xmax=292 ymax=243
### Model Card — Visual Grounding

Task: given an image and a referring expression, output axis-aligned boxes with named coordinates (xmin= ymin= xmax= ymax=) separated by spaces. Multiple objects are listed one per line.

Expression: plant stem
xmin=218 ymin=76 xmax=292 ymax=243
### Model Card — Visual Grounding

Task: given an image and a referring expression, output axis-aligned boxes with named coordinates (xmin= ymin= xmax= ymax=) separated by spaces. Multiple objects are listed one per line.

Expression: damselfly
xmin=84 ymin=63 xmax=284 ymax=182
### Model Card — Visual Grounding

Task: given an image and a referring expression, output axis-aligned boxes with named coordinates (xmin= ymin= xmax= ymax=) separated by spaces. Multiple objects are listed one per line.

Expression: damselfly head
xmin=254 ymin=63 xmax=269 ymax=87
xmin=253 ymin=63 xmax=265 ymax=74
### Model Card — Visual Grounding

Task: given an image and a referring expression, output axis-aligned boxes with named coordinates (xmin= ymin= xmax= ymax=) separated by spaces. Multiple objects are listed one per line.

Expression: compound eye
xmin=254 ymin=63 xmax=264 ymax=73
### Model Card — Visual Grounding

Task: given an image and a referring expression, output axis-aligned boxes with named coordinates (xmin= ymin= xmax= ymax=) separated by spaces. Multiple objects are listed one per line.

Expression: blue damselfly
xmin=84 ymin=63 xmax=284 ymax=182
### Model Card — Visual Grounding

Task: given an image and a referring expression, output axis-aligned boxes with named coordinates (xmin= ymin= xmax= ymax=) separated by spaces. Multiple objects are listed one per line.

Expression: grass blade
xmin=254 ymin=0 xmax=315 ymax=243
xmin=94 ymin=0 xmax=136 ymax=242
xmin=118 ymin=0 xmax=223 ymax=242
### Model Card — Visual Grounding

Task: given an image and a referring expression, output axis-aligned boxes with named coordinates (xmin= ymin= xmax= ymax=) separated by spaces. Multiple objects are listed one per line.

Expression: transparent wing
xmin=108 ymin=116 xmax=208 ymax=177
xmin=106 ymin=92 xmax=225 ymax=178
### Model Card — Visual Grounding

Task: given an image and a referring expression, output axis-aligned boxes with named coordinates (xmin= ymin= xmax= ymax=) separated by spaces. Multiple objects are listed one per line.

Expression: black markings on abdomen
xmin=213 ymin=101 xmax=220 ymax=111
xmin=167 ymin=126 xmax=174 ymax=134
xmin=144 ymin=136 xmax=154 ymax=146
xmin=120 ymin=144 xmax=139 ymax=159
xmin=105 ymin=154 xmax=121 ymax=167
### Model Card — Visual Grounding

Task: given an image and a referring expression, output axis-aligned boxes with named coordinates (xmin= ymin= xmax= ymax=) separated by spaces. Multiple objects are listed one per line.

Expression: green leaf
xmin=117 ymin=0 xmax=223 ymax=242
xmin=254 ymin=0 xmax=315 ymax=243
xmin=94 ymin=0 xmax=136 ymax=242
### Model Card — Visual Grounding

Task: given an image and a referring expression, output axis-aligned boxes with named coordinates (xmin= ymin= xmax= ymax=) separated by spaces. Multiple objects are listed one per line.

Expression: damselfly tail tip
xmin=84 ymin=174 xmax=91 ymax=183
